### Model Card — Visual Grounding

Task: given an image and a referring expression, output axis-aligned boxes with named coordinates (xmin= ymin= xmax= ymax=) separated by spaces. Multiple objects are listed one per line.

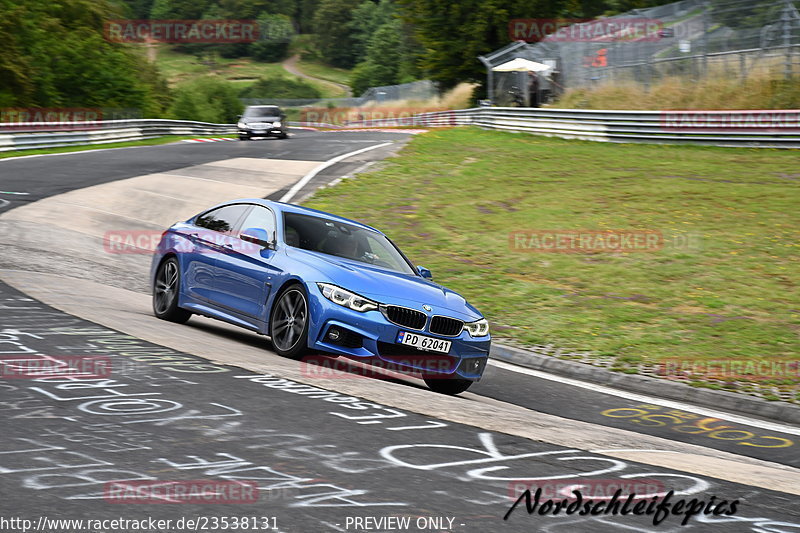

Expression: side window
xmin=238 ymin=206 xmax=276 ymax=237
xmin=194 ymin=205 xmax=249 ymax=234
xmin=283 ymin=212 xmax=316 ymax=250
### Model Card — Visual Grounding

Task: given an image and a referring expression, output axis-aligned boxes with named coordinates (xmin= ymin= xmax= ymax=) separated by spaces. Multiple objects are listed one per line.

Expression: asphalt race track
xmin=1 ymin=130 xmax=798 ymax=532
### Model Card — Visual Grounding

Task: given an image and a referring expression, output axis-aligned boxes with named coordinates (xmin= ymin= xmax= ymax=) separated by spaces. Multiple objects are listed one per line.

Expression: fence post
xmin=737 ymin=51 xmax=744 ymax=80
xmin=783 ymin=1 xmax=794 ymax=79
xmin=701 ymin=1 xmax=710 ymax=77
xmin=478 ymin=56 xmax=494 ymax=104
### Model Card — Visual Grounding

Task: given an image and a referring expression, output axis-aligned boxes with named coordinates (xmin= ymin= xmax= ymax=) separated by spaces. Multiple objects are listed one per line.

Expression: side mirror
xmin=241 ymin=228 xmax=275 ymax=250
xmin=417 ymin=266 xmax=433 ymax=279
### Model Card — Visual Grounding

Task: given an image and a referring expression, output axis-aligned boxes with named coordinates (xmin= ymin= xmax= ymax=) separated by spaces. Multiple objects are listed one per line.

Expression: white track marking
xmin=279 ymin=142 xmax=393 ymax=203
xmin=488 ymin=359 xmax=800 ymax=436
xmin=0 ymin=144 xmax=160 ymax=162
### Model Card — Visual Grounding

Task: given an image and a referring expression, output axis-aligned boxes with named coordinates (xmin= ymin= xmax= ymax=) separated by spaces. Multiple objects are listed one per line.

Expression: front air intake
xmin=382 ymin=305 xmax=427 ymax=330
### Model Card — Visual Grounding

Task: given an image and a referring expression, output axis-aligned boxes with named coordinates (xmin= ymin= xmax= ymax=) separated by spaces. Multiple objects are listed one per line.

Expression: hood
xmin=287 ymin=248 xmax=483 ymax=321
xmin=243 ymin=115 xmax=280 ymax=122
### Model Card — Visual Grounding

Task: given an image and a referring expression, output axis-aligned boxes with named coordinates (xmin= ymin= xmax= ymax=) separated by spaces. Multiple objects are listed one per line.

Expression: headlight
xmin=463 ymin=318 xmax=489 ymax=337
xmin=273 ymin=121 xmax=282 ymax=127
xmin=237 ymin=121 xmax=247 ymax=129
xmin=317 ymin=283 xmax=378 ymax=312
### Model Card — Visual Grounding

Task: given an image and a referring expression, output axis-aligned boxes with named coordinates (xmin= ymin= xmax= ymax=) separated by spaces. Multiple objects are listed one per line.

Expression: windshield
xmin=243 ymin=106 xmax=280 ymax=118
xmin=283 ymin=212 xmax=416 ymax=275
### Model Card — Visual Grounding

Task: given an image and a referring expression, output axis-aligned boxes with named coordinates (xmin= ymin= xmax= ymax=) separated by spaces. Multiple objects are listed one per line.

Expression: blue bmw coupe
xmin=150 ymin=199 xmax=490 ymax=394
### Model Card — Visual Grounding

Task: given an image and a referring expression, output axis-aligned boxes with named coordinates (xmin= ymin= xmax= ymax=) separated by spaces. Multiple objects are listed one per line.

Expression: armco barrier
xmin=2 ymin=110 xmax=798 ymax=152
xmin=0 ymin=119 xmax=235 ymax=152
xmin=342 ymin=107 xmax=800 ymax=149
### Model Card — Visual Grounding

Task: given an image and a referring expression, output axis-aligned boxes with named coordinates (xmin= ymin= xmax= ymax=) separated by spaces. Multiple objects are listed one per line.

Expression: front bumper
xmin=307 ymin=291 xmax=490 ymax=381
xmin=239 ymin=126 xmax=285 ymax=137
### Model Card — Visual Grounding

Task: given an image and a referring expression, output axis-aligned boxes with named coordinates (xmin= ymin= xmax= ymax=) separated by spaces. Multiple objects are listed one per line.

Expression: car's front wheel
xmin=153 ymin=257 xmax=191 ymax=323
xmin=423 ymin=377 xmax=473 ymax=395
xmin=270 ymin=283 xmax=310 ymax=359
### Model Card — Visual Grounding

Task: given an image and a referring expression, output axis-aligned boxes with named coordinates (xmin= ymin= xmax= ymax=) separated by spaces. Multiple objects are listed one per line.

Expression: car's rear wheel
xmin=270 ymin=283 xmax=310 ymax=359
xmin=153 ymin=257 xmax=191 ymax=323
xmin=238 ymin=134 xmax=250 ymax=141
xmin=423 ymin=377 xmax=473 ymax=395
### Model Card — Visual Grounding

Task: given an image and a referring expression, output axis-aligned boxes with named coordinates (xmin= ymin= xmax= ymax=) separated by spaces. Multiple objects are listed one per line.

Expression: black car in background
xmin=237 ymin=105 xmax=288 ymax=140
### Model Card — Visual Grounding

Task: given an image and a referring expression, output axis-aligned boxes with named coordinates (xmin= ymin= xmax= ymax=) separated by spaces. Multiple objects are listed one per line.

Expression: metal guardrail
xmin=0 ymin=119 xmax=235 ymax=152
xmin=2 ymin=110 xmax=798 ymax=152
xmin=341 ymin=107 xmax=800 ymax=148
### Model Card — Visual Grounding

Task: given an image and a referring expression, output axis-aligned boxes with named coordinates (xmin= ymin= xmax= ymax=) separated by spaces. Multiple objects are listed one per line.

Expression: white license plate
xmin=396 ymin=331 xmax=451 ymax=354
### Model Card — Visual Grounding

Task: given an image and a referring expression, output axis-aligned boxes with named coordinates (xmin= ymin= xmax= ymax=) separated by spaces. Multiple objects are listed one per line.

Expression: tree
xmin=709 ymin=0 xmax=784 ymax=30
xmin=0 ymin=1 xmax=34 ymax=106
xmin=148 ymin=0 xmax=172 ymax=19
xmin=168 ymin=77 xmax=243 ymax=122
xmin=297 ymin=0 xmax=320 ymax=32
xmin=350 ymin=19 xmax=408 ymax=94
xmin=312 ymin=0 xmax=362 ymax=68
xmin=250 ymin=13 xmax=294 ymax=62
xmin=349 ymin=0 xmax=397 ymax=62
xmin=397 ymin=0 xmax=566 ymax=91
xmin=115 ymin=0 xmax=156 ymax=18
xmin=0 ymin=0 xmax=169 ymax=115
xmin=149 ymin=0 xmax=211 ymax=19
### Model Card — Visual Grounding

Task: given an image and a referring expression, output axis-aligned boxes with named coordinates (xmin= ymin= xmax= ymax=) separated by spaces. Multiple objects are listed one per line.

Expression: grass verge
xmin=303 ymin=128 xmax=799 ymax=373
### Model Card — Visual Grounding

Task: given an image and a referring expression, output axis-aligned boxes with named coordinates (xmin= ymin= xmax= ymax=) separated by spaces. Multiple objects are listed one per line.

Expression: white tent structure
xmin=491 ymin=57 xmax=552 ymax=73
xmin=488 ymin=57 xmax=554 ymax=106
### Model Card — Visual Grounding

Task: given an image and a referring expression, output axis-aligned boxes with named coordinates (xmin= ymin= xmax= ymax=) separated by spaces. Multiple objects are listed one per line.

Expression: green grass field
xmin=152 ymin=45 xmax=342 ymax=97
xmin=303 ymin=128 xmax=800 ymax=373
xmin=293 ymin=59 xmax=352 ymax=88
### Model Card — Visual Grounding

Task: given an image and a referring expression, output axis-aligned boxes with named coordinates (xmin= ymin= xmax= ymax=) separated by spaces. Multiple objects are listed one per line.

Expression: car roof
xmin=218 ymin=198 xmax=382 ymax=234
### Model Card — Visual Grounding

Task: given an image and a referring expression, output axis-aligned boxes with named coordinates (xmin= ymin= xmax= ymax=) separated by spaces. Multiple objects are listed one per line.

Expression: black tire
xmin=423 ymin=377 xmax=473 ymax=395
xmin=153 ymin=257 xmax=191 ymax=323
xmin=269 ymin=283 xmax=310 ymax=359
xmin=278 ymin=133 xmax=288 ymax=139
xmin=239 ymin=135 xmax=250 ymax=141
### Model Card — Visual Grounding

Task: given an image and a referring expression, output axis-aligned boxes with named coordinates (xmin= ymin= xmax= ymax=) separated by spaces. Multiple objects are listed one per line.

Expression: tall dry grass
xmin=553 ymin=68 xmax=800 ymax=110
xmin=359 ymin=82 xmax=477 ymax=110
